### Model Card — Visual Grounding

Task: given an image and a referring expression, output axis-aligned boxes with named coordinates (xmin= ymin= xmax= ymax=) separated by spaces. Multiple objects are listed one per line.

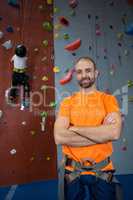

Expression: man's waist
xmin=13 ymin=67 xmax=27 ymax=73
xmin=63 ymin=155 xmax=114 ymax=176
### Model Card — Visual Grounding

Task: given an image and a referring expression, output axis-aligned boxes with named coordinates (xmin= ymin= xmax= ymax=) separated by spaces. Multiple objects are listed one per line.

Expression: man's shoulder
xmin=97 ymin=90 xmax=116 ymax=99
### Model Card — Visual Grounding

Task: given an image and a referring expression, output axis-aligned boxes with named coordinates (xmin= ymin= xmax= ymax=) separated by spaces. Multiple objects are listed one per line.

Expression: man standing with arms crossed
xmin=54 ymin=57 xmax=122 ymax=200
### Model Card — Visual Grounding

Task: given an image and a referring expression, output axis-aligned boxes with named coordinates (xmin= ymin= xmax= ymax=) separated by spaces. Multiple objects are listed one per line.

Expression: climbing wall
xmin=0 ymin=0 xmax=57 ymax=186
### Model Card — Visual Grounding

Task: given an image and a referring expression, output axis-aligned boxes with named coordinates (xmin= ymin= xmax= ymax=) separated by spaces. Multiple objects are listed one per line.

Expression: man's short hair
xmin=75 ymin=56 xmax=96 ymax=70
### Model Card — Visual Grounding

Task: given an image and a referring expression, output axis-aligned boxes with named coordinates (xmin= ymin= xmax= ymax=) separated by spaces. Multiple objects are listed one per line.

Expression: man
xmin=54 ymin=57 xmax=122 ymax=200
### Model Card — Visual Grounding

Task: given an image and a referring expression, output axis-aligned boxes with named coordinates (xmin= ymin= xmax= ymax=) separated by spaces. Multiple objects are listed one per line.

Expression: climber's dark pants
xmin=64 ymin=171 xmax=117 ymax=200
xmin=10 ymin=72 xmax=30 ymax=99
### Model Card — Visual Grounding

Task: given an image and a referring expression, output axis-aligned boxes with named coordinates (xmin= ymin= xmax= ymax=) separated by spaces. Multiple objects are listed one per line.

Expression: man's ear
xmin=95 ymin=69 xmax=99 ymax=78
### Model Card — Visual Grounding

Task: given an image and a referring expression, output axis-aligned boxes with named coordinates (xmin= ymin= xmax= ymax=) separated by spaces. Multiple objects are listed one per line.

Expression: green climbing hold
xmin=54 ymin=7 xmax=60 ymax=14
xmin=70 ymin=10 xmax=76 ymax=16
xmin=63 ymin=33 xmax=70 ymax=40
xmin=40 ymin=111 xmax=47 ymax=118
xmin=49 ymin=101 xmax=57 ymax=108
xmin=42 ymin=21 xmax=53 ymax=32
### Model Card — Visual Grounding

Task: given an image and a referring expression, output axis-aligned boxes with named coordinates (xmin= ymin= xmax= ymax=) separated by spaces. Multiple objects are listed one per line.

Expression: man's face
xmin=75 ymin=59 xmax=98 ymax=88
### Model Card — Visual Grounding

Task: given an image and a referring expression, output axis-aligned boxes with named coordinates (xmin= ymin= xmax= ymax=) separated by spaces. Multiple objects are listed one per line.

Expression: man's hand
xmin=68 ymin=112 xmax=122 ymax=143
xmin=69 ymin=113 xmax=116 ymax=132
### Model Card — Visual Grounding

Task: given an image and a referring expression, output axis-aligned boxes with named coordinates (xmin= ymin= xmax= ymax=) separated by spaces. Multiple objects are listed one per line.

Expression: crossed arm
xmin=54 ymin=112 xmax=122 ymax=147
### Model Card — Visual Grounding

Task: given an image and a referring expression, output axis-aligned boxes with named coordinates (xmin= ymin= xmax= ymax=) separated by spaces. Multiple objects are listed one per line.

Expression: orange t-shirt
xmin=58 ymin=90 xmax=120 ymax=173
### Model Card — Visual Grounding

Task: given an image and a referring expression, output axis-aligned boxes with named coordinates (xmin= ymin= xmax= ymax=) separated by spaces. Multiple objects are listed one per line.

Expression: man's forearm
xmin=55 ymin=129 xmax=96 ymax=147
xmin=69 ymin=124 xmax=120 ymax=143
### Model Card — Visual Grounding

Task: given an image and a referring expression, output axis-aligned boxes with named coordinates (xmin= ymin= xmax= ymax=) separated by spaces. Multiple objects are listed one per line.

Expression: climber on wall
xmin=9 ymin=44 xmax=30 ymax=107
xmin=54 ymin=56 xmax=123 ymax=200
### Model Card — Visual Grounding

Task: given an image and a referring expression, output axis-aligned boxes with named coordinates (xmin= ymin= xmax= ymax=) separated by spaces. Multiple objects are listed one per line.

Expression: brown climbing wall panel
xmin=0 ymin=0 xmax=57 ymax=186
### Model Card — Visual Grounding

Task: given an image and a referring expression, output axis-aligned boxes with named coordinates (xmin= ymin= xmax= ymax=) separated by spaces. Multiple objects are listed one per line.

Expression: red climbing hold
xmin=59 ymin=68 xmax=75 ymax=85
xmin=59 ymin=16 xmax=69 ymax=26
xmin=64 ymin=38 xmax=81 ymax=51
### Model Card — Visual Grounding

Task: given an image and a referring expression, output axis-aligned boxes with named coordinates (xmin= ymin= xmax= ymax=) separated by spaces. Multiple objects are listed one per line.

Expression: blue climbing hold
xmin=6 ymin=26 xmax=14 ymax=33
xmin=125 ymin=23 xmax=133 ymax=35
xmin=8 ymin=0 xmax=20 ymax=8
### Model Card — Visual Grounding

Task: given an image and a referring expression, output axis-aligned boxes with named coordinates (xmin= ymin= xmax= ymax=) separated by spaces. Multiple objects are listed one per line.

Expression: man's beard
xmin=78 ymin=77 xmax=95 ymax=88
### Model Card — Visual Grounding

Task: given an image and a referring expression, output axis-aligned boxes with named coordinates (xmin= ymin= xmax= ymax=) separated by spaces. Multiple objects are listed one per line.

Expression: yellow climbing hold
xmin=53 ymin=66 xmax=60 ymax=73
xmin=54 ymin=33 xmax=60 ymax=39
xmin=46 ymin=156 xmax=51 ymax=161
xmin=30 ymin=156 xmax=35 ymax=161
xmin=42 ymin=76 xmax=48 ymax=81
xmin=47 ymin=0 xmax=53 ymax=5
xmin=54 ymin=23 xmax=62 ymax=31
xmin=30 ymin=130 xmax=36 ymax=136
xmin=117 ymin=32 xmax=124 ymax=40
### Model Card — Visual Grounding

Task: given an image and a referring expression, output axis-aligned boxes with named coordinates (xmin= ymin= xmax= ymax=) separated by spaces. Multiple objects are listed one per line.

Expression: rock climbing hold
xmin=42 ymin=40 xmax=48 ymax=47
xmin=118 ymin=42 xmax=122 ymax=47
xmin=41 ymin=56 xmax=47 ymax=62
xmin=53 ymin=66 xmax=60 ymax=73
xmin=70 ymin=9 xmax=76 ymax=16
xmin=42 ymin=76 xmax=48 ymax=81
xmin=72 ymin=52 xmax=76 ymax=56
xmin=128 ymin=80 xmax=133 ymax=87
xmin=8 ymin=0 xmax=20 ymax=8
xmin=22 ymin=121 xmax=26 ymax=125
xmin=89 ymin=46 xmax=92 ymax=51
xmin=96 ymin=29 xmax=101 ymax=36
xmin=42 ymin=21 xmax=53 ymax=32
xmin=122 ymin=146 xmax=127 ymax=151
xmin=49 ymin=101 xmax=57 ymax=108
xmin=124 ymin=49 xmax=129 ymax=56
xmin=16 ymin=27 xmax=20 ymax=32
xmin=54 ymin=7 xmax=60 ymax=14
xmin=30 ymin=156 xmax=35 ymax=161
xmin=109 ymin=25 xmax=113 ymax=29
xmin=38 ymin=4 xmax=44 ymax=11
xmin=6 ymin=25 xmax=14 ymax=33
xmin=64 ymin=38 xmax=81 ymax=51
xmin=0 ymin=31 xmax=4 ymax=39
xmin=125 ymin=23 xmax=133 ymax=35
xmin=40 ymin=111 xmax=47 ymax=118
xmin=54 ymin=23 xmax=62 ymax=31
xmin=117 ymin=32 xmax=124 ymax=40
xmin=46 ymin=0 xmax=53 ymax=5
xmin=59 ymin=68 xmax=75 ymax=85
xmin=34 ymin=48 xmax=39 ymax=52
xmin=63 ymin=33 xmax=70 ymax=40
xmin=88 ymin=14 xmax=91 ymax=19
xmin=69 ymin=0 xmax=78 ymax=8
xmin=2 ymin=40 xmax=13 ymax=49
xmin=46 ymin=156 xmax=51 ymax=161
xmin=0 ymin=110 xmax=3 ymax=119
xmin=30 ymin=130 xmax=36 ymax=136
xmin=59 ymin=16 xmax=69 ymax=26
xmin=128 ymin=96 xmax=133 ymax=102
xmin=10 ymin=149 xmax=17 ymax=155
xmin=122 ymin=14 xmax=127 ymax=25
xmin=54 ymin=33 xmax=60 ymax=39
